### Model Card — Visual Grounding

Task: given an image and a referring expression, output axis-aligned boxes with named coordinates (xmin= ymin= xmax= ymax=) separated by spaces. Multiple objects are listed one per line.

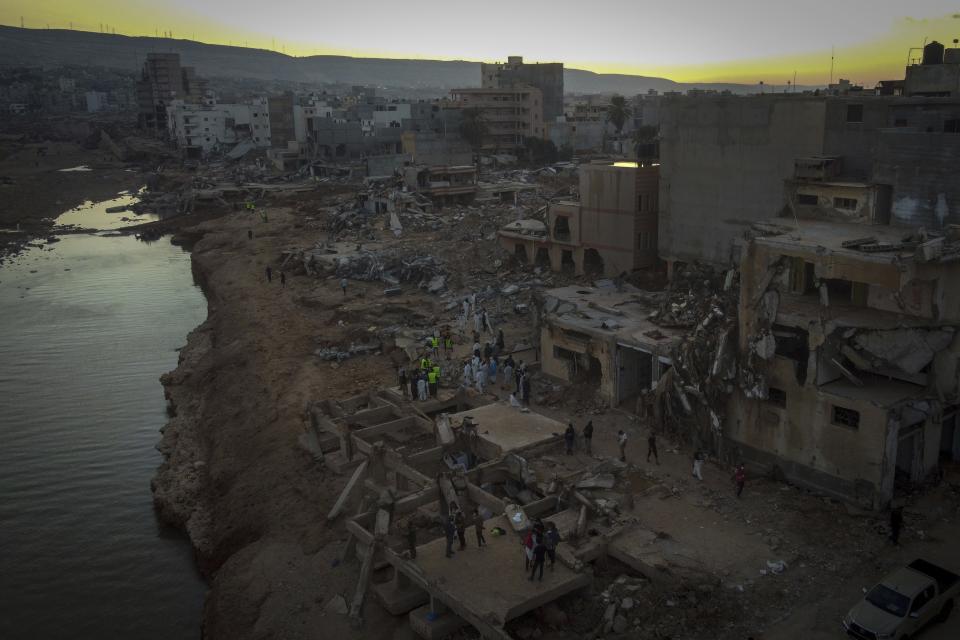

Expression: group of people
xmin=263 ymin=265 xmax=287 ymax=287
xmin=522 ymin=519 xmax=561 ymax=581
xmin=398 ymin=357 xmax=442 ymax=401
xmin=457 ymin=295 xmax=496 ymax=338
xmin=442 ymin=502 xmax=487 ymax=558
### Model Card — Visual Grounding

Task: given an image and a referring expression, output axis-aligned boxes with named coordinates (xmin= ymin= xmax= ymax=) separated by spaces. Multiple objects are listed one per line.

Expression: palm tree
xmin=606 ymin=95 xmax=631 ymax=136
xmin=459 ymin=107 xmax=488 ymax=166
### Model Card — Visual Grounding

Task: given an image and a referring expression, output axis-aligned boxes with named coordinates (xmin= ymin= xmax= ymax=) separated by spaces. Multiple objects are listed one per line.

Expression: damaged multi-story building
xmin=654 ymin=41 xmax=960 ymax=508
xmin=136 ymin=53 xmax=206 ymax=132
xmin=498 ymin=155 xmax=659 ymax=277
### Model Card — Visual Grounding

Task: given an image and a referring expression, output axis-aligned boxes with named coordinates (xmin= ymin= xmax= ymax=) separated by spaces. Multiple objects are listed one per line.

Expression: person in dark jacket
xmin=544 ymin=522 xmax=561 ymax=569
xmin=582 ymin=421 xmax=594 ymax=454
xmin=454 ymin=508 xmax=467 ymax=551
xmin=444 ymin=516 xmax=456 ymax=558
xmin=564 ymin=423 xmax=576 ymax=455
xmin=473 ymin=508 xmax=486 ymax=547
xmin=529 ymin=536 xmax=547 ymax=581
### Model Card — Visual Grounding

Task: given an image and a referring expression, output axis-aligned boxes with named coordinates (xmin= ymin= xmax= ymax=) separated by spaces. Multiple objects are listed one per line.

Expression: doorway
xmin=617 ymin=345 xmax=652 ymax=406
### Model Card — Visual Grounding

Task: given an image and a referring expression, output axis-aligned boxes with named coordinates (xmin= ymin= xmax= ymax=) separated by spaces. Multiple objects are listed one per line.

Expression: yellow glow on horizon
xmin=2 ymin=2 xmax=959 ymax=86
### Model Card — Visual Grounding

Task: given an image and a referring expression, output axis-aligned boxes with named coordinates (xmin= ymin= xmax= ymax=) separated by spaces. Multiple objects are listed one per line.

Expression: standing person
xmin=488 ymin=357 xmax=498 ymax=386
xmin=417 ymin=374 xmax=428 ymax=402
xmin=889 ymin=506 xmax=904 ymax=545
xmin=522 ymin=530 xmax=535 ymax=570
xmin=247 ymin=229 xmax=253 ymax=240
xmin=647 ymin=432 xmax=660 ymax=465
xmin=444 ymin=333 xmax=453 ymax=356
xmin=430 ymin=335 xmax=440 ymax=358
xmin=733 ymin=463 xmax=746 ymax=498
xmin=482 ymin=308 xmax=493 ymax=335
xmin=692 ymin=450 xmax=705 ymax=481
xmin=502 ymin=356 xmax=514 ymax=391
xmin=473 ymin=310 xmax=482 ymax=334
xmin=582 ymin=420 xmax=594 ymax=455
xmin=406 ymin=520 xmax=417 ymax=559
xmin=497 ymin=329 xmax=505 ymax=352
xmin=515 ymin=361 xmax=525 ymax=393
xmin=427 ymin=367 xmax=439 ymax=398
xmin=564 ymin=423 xmax=576 ymax=455
xmin=454 ymin=508 xmax=467 ymax=551
xmin=529 ymin=535 xmax=547 ymax=582
xmin=409 ymin=372 xmax=418 ymax=400
xmin=265 ymin=265 xmax=273 ymax=283
xmin=340 ymin=278 xmax=348 ymax=297
xmin=462 ymin=360 xmax=472 ymax=387
xmin=473 ymin=508 xmax=486 ymax=548
xmin=544 ymin=522 xmax=561 ymax=569
xmin=280 ymin=271 xmax=286 ymax=287
xmin=475 ymin=363 xmax=486 ymax=394
xmin=618 ymin=430 xmax=628 ymax=462
xmin=444 ymin=515 xmax=456 ymax=558
xmin=521 ymin=373 xmax=531 ymax=407
xmin=398 ymin=366 xmax=408 ymax=398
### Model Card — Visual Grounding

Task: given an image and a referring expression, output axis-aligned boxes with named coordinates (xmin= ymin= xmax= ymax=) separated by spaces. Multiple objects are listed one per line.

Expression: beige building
xmin=538 ymin=286 xmax=682 ymax=407
xmin=728 ymin=217 xmax=960 ymax=508
xmin=499 ymin=161 xmax=659 ymax=277
xmin=450 ymin=87 xmax=544 ymax=153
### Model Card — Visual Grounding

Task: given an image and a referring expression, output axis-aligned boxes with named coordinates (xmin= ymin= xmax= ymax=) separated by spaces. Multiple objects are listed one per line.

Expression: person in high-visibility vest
xmin=430 ymin=335 xmax=440 ymax=357
xmin=427 ymin=368 xmax=439 ymax=398
xmin=421 ymin=356 xmax=431 ymax=372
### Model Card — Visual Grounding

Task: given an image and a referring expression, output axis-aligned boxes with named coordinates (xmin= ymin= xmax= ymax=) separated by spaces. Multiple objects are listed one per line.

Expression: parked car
xmin=844 ymin=559 xmax=959 ymax=640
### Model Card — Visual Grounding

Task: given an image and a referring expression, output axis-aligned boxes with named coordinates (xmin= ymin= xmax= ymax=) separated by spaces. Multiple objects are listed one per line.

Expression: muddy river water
xmin=0 ymin=195 xmax=206 ymax=638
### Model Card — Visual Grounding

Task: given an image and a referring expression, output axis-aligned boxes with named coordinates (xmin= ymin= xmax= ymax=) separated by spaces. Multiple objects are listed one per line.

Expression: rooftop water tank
xmin=922 ymin=40 xmax=945 ymax=65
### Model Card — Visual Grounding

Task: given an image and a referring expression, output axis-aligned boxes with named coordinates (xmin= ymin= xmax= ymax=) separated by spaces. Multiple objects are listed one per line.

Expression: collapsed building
xmin=728 ymin=217 xmax=960 ymax=508
xmin=498 ymin=159 xmax=659 ymax=277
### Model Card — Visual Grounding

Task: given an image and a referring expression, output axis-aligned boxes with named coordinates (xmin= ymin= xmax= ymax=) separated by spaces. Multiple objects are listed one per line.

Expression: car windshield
xmin=866 ymin=585 xmax=910 ymax=618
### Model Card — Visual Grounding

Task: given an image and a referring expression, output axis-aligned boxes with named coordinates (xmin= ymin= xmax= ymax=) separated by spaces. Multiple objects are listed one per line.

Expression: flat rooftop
xmin=543 ymin=285 xmax=685 ymax=351
xmin=448 ymin=402 xmax=563 ymax=457
xmin=820 ymin=376 xmax=926 ymax=407
xmin=412 ymin=514 xmax=590 ymax=625
xmin=753 ymin=218 xmax=917 ymax=261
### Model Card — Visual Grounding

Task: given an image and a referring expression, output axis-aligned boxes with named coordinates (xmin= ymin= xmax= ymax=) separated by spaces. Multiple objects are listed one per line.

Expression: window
xmin=832 ymin=406 xmax=860 ymax=429
xmin=553 ymin=216 xmax=571 ymax=241
xmin=846 ymin=104 xmax=864 ymax=123
xmin=945 ymin=119 xmax=960 ymax=133
xmin=768 ymin=387 xmax=787 ymax=408
xmin=637 ymin=232 xmax=652 ymax=250
xmin=797 ymin=194 xmax=818 ymax=206
xmin=834 ymin=197 xmax=858 ymax=210
xmin=911 ymin=585 xmax=936 ymax=613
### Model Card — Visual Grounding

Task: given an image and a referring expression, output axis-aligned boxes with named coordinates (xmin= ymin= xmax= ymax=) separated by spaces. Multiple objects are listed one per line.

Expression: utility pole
xmin=21 ymin=16 xmax=24 ymax=28
xmin=829 ymin=46 xmax=835 ymax=85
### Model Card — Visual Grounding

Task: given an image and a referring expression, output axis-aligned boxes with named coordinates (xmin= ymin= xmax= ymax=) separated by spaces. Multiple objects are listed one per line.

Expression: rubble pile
xmin=334 ymin=250 xmax=448 ymax=293
xmin=649 ymin=263 xmax=741 ymax=446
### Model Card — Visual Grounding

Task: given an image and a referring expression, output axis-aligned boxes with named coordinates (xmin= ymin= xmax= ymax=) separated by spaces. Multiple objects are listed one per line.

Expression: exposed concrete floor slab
xmin=410 ymin=515 xmax=590 ymax=624
xmin=448 ymin=402 xmax=564 ymax=457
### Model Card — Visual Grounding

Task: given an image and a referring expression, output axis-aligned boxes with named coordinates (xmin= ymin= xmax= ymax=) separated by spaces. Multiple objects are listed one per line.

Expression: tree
xmin=606 ymin=95 xmax=631 ymax=136
xmin=459 ymin=107 xmax=488 ymax=165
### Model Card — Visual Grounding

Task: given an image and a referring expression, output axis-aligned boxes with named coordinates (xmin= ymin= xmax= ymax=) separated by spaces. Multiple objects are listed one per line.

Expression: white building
xmin=167 ymin=98 xmax=272 ymax=157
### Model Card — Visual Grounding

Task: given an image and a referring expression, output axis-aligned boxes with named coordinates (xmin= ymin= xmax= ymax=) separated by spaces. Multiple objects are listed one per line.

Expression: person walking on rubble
xmin=692 ymin=450 xmax=705 ymax=481
xmin=265 ymin=265 xmax=273 ymax=283
xmin=473 ymin=309 xmax=482 ymax=334
xmin=398 ymin=366 xmax=408 ymax=398
xmin=454 ymin=508 xmax=467 ymax=551
xmin=497 ymin=329 xmax=505 ymax=352
xmin=473 ymin=508 xmax=487 ymax=548
xmin=515 ymin=360 xmax=526 ymax=393
xmin=428 ymin=366 xmax=439 ymax=398
xmin=417 ymin=373 xmax=428 ymax=402
xmin=488 ymin=357 xmax=498 ymax=386
xmin=482 ymin=308 xmax=494 ymax=335
xmin=529 ymin=534 xmax=547 ymax=582
xmin=444 ymin=332 xmax=453 ymax=356
xmin=582 ymin=420 xmax=594 ymax=455
xmin=340 ymin=277 xmax=348 ymax=297
xmin=409 ymin=373 xmax=418 ymax=401
xmin=521 ymin=373 xmax=531 ymax=407
xmin=522 ymin=529 xmax=535 ymax=570
xmin=247 ymin=229 xmax=253 ymax=240
xmin=406 ymin=520 xmax=417 ymax=559
xmin=462 ymin=360 xmax=472 ymax=387
xmin=280 ymin=271 xmax=286 ymax=287
xmin=618 ymin=430 xmax=628 ymax=462
xmin=733 ymin=463 xmax=746 ymax=498
xmin=647 ymin=432 xmax=660 ymax=465
xmin=545 ymin=522 xmax=561 ymax=569
xmin=564 ymin=423 xmax=576 ymax=455
xmin=444 ymin=515 xmax=456 ymax=558
xmin=430 ymin=334 xmax=440 ymax=358
xmin=475 ymin=362 xmax=487 ymax=394
xmin=502 ymin=355 xmax=514 ymax=391
xmin=889 ymin=506 xmax=904 ymax=545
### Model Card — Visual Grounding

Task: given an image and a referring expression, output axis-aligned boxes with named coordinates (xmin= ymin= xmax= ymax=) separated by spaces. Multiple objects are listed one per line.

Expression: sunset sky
xmin=3 ymin=1 xmax=960 ymax=84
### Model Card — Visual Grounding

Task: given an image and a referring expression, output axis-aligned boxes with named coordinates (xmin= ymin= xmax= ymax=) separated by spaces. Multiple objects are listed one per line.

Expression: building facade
xmin=450 ymin=87 xmax=545 ymax=153
xmin=481 ymin=55 xmax=564 ymax=123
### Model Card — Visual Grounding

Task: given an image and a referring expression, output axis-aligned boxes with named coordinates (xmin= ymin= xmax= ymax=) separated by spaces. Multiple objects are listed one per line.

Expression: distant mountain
xmin=0 ymin=25 xmax=787 ymax=95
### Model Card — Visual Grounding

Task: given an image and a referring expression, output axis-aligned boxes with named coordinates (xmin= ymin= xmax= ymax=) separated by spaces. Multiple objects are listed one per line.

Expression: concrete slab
xmin=448 ymin=402 xmax=563 ymax=458
xmin=608 ymin=526 xmax=708 ymax=586
xmin=373 ymin=578 xmax=430 ymax=615
xmin=410 ymin=515 xmax=590 ymax=625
